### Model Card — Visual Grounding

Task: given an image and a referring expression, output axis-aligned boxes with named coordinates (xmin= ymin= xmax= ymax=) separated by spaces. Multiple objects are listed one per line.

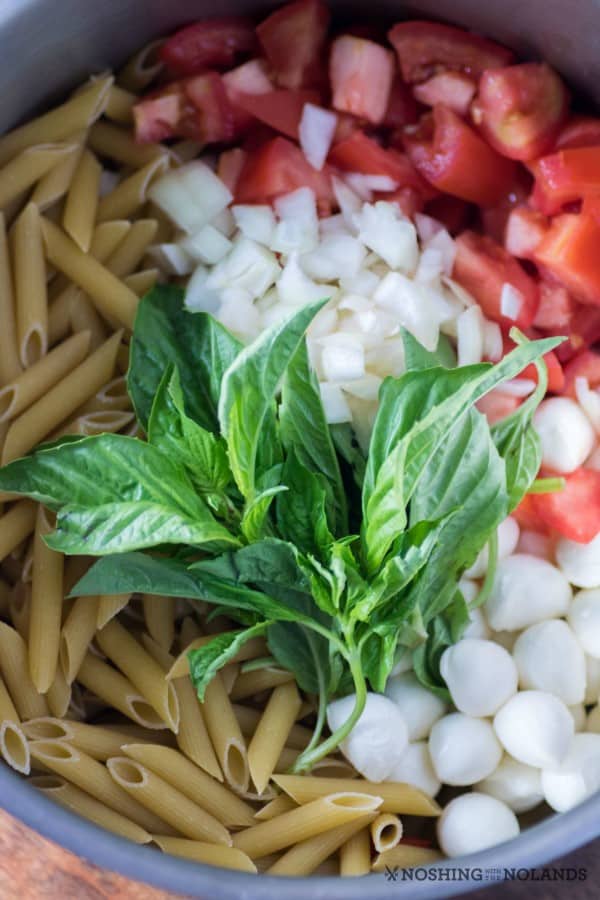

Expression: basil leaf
xmin=267 ymin=622 xmax=332 ymax=695
xmin=402 ymin=328 xmax=455 ymax=371
xmin=360 ymin=630 xmax=398 ymax=693
xmin=240 ymin=486 xmax=287 ymax=543
xmin=362 ymin=438 xmax=408 ymax=573
xmin=189 ymin=623 xmax=269 ymax=700
xmin=330 ymin=423 xmax=366 ymax=489
xmin=413 ymin=590 xmax=471 ymax=698
xmin=276 ymin=447 xmax=333 ymax=556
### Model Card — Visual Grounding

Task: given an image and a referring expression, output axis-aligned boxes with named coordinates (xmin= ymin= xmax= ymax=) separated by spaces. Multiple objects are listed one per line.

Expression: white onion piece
xmin=414 ymin=213 xmax=444 ymax=243
xmin=271 ymin=187 xmax=319 ymax=254
xmin=345 ymin=173 xmax=398 ymax=193
xmin=425 ymin=228 xmax=456 ymax=275
xmin=319 ymin=382 xmax=352 ymax=424
xmin=184 ymin=265 xmax=221 ymax=314
xmin=149 ymin=161 xmax=232 ymax=233
xmin=320 ymin=333 xmax=365 ymax=382
xmin=456 ymin=304 xmax=485 ymax=366
xmin=307 ymin=306 xmax=338 ymax=339
xmin=179 ymin=224 xmax=232 ymax=265
xmin=343 ymin=174 xmax=372 ymax=201
xmin=373 ymin=273 xmax=441 ymax=351
xmin=232 ymin=204 xmax=276 ymax=246
xmin=354 ymin=202 xmax=419 ymax=273
xmin=340 ymin=373 xmax=382 ymax=401
xmin=499 ymin=378 xmax=537 ymax=397
xmin=500 ymin=283 xmax=523 ymax=321
xmin=319 ymin=214 xmax=350 ymax=237
xmin=299 ymin=103 xmax=338 ymax=171
xmin=575 ymin=376 xmax=600 ymax=433
xmin=301 ymin=235 xmax=366 ymax=281
xmin=217 ymin=292 xmax=260 ymax=342
xmin=332 ymin=176 xmax=362 ymax=230
xmin=483 ymin=320 xmax=503 ymax=362
xmin=206 ymin=237 xmax=280 ymax=299
xmin=147 ymin=243 xmax=194 ymax=276
xmin=277 ymin=252 xmax=326 ymax=306
xmin=339 ymin=269 xmax=380 ymax=296
xmin=415 ymin=247 xmax=444 ymax=283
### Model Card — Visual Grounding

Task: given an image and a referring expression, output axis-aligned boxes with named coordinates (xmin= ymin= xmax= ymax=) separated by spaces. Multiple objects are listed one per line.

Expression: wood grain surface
xmin=0 ymin=806 xmax=596 ymax=899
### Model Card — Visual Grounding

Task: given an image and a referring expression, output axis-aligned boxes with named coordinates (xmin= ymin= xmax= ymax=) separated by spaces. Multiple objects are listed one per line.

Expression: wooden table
xmin=0 ymin=807 xmax=596 ymax=899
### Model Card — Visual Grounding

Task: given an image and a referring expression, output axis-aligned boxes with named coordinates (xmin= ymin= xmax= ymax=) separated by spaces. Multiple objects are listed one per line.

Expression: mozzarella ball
xmin=458 ymin=577 xmax=479 ymax=605
xmin=585 ymin=655 xmax=600 ymax=704
xmin=461 ymin=605 xmax=492 ymax=641
xmin=429 ymin=713 xmax=502 ymax=785
xmin=437 ymin=793 xmax=519 ymax=857
xmin=384 ymin=672 xmax=447 ymax=740
xmin=327 ymin=692 xmax=408 ymax=782
xmin=389 ymin=648 xmax=413 ymax=677
xmin=512 ymin=620 xmax=586 ymax=705
xmin=385 ymin=741 xmax=441 ymax=797
xmin=476 ymin=756 xmax=544 ymax=813
xmin=568 ymin=589 xmax=600 ymax=658
xmin=493 ymin=690 xmax=574 ymax=768
xmin=556 ymin=532 xmax=600 ymax=589
xmin=541 ymin=733 xmax=600 ymax=812
xmin=586 ymin=704 xmax=600 ymax=733
xmin=440 ymin=639 xmax=518 ymax=716
xmin=485 ymin=555 xmax=571 ymax=632
xmin=533 ymin=397 xmax=595 ymax=474
xmin=465 ymin=517 xmax=520 ymax=578
xmin=569 ymin=704 xmax=587 ymax=731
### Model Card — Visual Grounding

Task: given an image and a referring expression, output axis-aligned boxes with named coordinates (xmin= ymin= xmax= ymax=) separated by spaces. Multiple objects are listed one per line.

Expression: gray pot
xmin=1 ymin=1 xmax=600 ymax=896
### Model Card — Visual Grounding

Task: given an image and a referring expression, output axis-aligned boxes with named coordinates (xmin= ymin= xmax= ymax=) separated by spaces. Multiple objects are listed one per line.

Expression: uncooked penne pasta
xmin=97 ymin=157 xmax=168 ymax=222
xmin=1 ymin=720 xmax=31 ymax=774
xmin=13 ymin=202 xmax=48 ymax=367
xmin=88 ymin=121 xmax=167 ymax=169
xmin=202 ymin=673 xmax=249 ymax=793
xmin=29 ymin=507 xmax=64 ymax=693
xmin=47 ymin=285 xmax=79 ymax=347
xmin=142 ymin=595 xmax=175 ymax=651
xmin=118 ymin=39 xmax=164 ymax=92
xmin=76 ymin=375 xmax=131 ymax=415
xmin=1 ymin=330 xmax=121 ymax=463
xmin=272 ymin=777 xmax=442 ymax=817
xmin=105 ymin=85 xmax=136 ymax=124
xmin=41 ymin=217 xmax=138 ymax=329
xmin=24 ymin=717 xmax=134 ymax=762
xmin=97 ymin=592 xmax=131 ymax=629
xmin=230 ymin=666 xmax=294 ymax=702
xmin=63 ymin=555 xmax=93 ymax=595
xmin=371 ymin=844 xmax=443 ymax=872
xmin=124 ymin=268 xmax=160 ymax=296
xmin=371 ymin=813 xmax=403 ymax=853
xmin=267 ymin=815 xmax=377 ymax=877
xmin=60 ymin=596 xmax=100 ymax=683
xmin=34 ymin=774 xmax=151 ymax=844
xmin=0 ymin=501 xmax=37 ymax=563
xmin=167 ymin=635 xmax=267 ymax=681
xmin=49 ymin=408 xmax=134 ymax=441
xmin=152 ymin=836 xmax=257 ymax=873
xmin=107 ymin=756 xmax=231 ymax=845
xmin=104 ymin=218 xmax=158 ymax=279
xmin=46 ymin=665 xmax=72 ymax=718
xmin=8 ymin=580 xmax=31 ymax=638
xmin=70 ymin=295 xmax=108 ymax=350
xmin=31 ymin=138 xmax=85 ymax=212
xmin=0 ymin=621 xmax=49 ymax=718
xmin=0 ymin=212 xmax=22 ymax=384
xmin=220 ymin=664 xmax=240 ymax=695
xmin=90 ymin=219 xmax=131 ymax=260
xmin=254 ymin=794 xmax=298 ymax=822
xmin=340 ymin=827 xmax=372 ymax=877
xmin=77 ymin=651 xmax=169 ymax=730
xmin=62 ymin=149 xmax=102 ymax=251
xmin=233 ymin=704 xmax=312 ymax=751
xmin=0 ymin=674 xmax=19 ymax=724
xmin=96 ymin=619 xmax=179 ymax=732
xmin=248 ymin=683 xmax=302 ymax=794
xmin=122 ymin=743 xmax=255 ymax=828
xmin=233 ymin=793 xmax=383 ymax=860
xmin=0 ymin=143 xmax=77 ymax=209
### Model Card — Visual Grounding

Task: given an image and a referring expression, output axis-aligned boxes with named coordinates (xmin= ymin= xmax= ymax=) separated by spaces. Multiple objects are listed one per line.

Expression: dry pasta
xmin=31 ymin=138 xmax=85 ymax=212
xmin=272 ymin=775 xmax=442 ymax=816
xmin=76 ymin=651 xmax=169 ymax=730
xmin=230 ymin=666 xmax=295 ymax=702
xmin=29 ymin=507 xmax=64 ymax=693
xmin=233 ymin=704 xmax=312 ymax=751
xmin=340 ymin=827 xmax=372 ymax=877
xmin=0 ymin=501 xmax=37 ymax=561
xmin=167 ymin=634 xmax=267 ymax=681
xmin=0 ymin=621 xmax=49 ymax=718
xmin=201 ymin=673 xmax=249 ymax=794
xmin=0 ymin=674 xmax=30 ymax=775
xmin=24 ymin=717 xmax=133 ymax=762
xmin=254 ymin=794 xmax=298 ymax=822
xmin=62 ymin=149 xmax=102 ymax=251
xmin=0 ymin=143 xmax=78 ymax=209
xmin=0 ymin=212 xmax=22 ymax=385
xmin=104 ymin=85 xmax=136 ymax=125
xmin=46 ymin=665 xmax=72 ymax=718
xmin=70 ymin=295 xmax=109 ymax=350
xmin=118 ymin=40 xmax=165 ymax=92
xmin=142 ymin=595 xmax=175 ymax=651
xmin=97 ymin=592 xmax=130 ymax=629
xmin=97 ymin=157 xmax=168 ymax=222
xmin=13 ymin=202 xmax=48 ymax=367
xmin=247 ymin=682 xmax=302 ymax=794
xmin=60 ymin=596 xmax=100 ymax=683
xmin=370 ymin=813 xmax=404 ymax=853
xmin=371 ymin=844 xmax=443 ymax=872
xmin=88 ymin=120 xmax=167 ymax=169
xmin=151 ymin=836 xmax=256 ymax=873
xmin=267 ymin=816 xmax=377 ymax=876
xmin=124 ymin=269 xmax=159 ymax=297
xmin=8 ymin=581 xmax=31 ymax=638
xmin=104 ymin=218 xmax=158 ymax=280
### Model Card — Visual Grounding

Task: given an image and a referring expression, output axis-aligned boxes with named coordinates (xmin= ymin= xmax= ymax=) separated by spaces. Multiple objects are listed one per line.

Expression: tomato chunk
xmin=235 ymin=136 xmax=333 ymax=203
xmin=453 ymin=230 xmax=539 ymax=328
xmin=532 ymin=469 xmax=600 ymax=542
xmin=382 ymin=76 xmax=418 ymax=129
xmin=388 ymin=20 xmax=513 ymax=83
xmin=134 ymin=90 xmax=182 ymax=143
xmin=257 ymin=0 xmax=330 ymax=88
xmin=562 ymin=350 xmax=600 ymax=397
xmin=329 ymin=131 xmax=434 ymax=197
xmin=231 ymin=88 xmax=320 ymax=139
xmin=160 ymin=17 xmax=256 ymax=76
xmin=476 ymin=390 xmax=521 ymax=425
xmin=501 ymin=333 xmax=564 ymax=393
xmin=329 ymin=35 xmax=394 ymax=124
xmin=504 ymin=206 xmax=548 ymax=259
xmin=424 ymin=195 xmax=471 ymax=235
xmin=404 ymin=106 xmax=517 ymax=206
xmin=533 ymin=147 xmax=600 ymax=211
xmin=554 ymin=304 xmax=600 ymax=363
xmin=556 ymin=116 xmax=600 ymax=150
xmin=513 ymin=494 xmax=550 ymax=534
xmin=413 ymin=71 xmax=476 ymax=117
xmin=534 ymin=213 xmax=600 ymax=307
xmin=217 ymin=147 xmax=247 ymax=193
xmin=533 ymin=280 xmax=575 ymax=332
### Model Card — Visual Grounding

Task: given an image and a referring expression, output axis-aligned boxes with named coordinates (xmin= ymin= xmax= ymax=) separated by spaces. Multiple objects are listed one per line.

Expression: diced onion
xmin=148 ymin=161 xmax=232 ymax=233
xmin=456 ymin=305 xmax=485 ymax=366
xmin=500 ymin=283 xmax=524 ymax=321
xmin=414 ymin=213 xmax=444 ymax=243
xmin=319 ymin=333 xmax=366 ymax=381
xmin=179 ymin=225 xmax=232 ymax=265
xmin=354 ymin=202 xmax=419 ymax=274
xmin=500 ymin=378 xmax=538 ymax=398
xmin=277 ymin=252 xmax=327 ymax=306
xmin=271 ymin=187 xmax=319 ymax=254
xmin=483 ymin=320 xmax=503 ymax=362
xmin=332 ymin=176 xmax=362 ymax=230
xmin=575 ymin=376 xmax=600 ymax=433
xmin=206 ymin=236 xmax=280 ymax=299
xmin=299 ymin=103 xmax=338 ymax=171
xmin=184 ymin=265 xmax=221 ymax=313
xmin=345 ymin=173 xmax=399 ymax=193
xmin=301 ymin=235 xmax=366 ymax=281
xmin=232 ymin=204 xmax=276 ymax=246
xmin=147 ymin=243 xmax=195 ymax=276
xmin=319 ymin=382 xmax=353 ymax=423
xmin=340 ymin=373 xmax=382 ymax=400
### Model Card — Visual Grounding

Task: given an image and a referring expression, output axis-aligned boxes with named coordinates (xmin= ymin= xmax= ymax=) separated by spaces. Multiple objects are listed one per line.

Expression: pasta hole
xmin=224 ymin=741 xmax=249 ymax=793
xmin=23 ymin=718 xmax=71 ymax=741
xmin=1 ymin=723 xmax=30 ymax=774
xmin=30 ymin=740 xmax=76 ymax=762
xmin=330 ymin=792 xmax=381 ymax=812
xmin=128 ymin=695 xmax=168 ymax=730
xmin=108 ymin=758 xmax=147 ymax=786
xmin=0 ymin=388 xmax=16 ymax=421
xmin=99 ymin=376 xmax=128 ymax=403
xmin=29 ymin=775 xmax=64 ymax=790
xmin=376 ymin=822 xmax=402 ymax=851
xmin=21 ymin=327 xmax=46 ymax=368
xmin=165 ymin=683 xmax=180 ymax=733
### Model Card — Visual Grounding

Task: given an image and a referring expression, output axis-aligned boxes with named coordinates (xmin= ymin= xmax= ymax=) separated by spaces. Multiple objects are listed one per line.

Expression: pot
xmin=1 ymin=1 xmax=600 ymax=897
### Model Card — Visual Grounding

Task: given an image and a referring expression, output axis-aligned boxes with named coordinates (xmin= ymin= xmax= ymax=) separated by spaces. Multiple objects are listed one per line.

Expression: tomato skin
xmin=330 ymin=35 xmax=395 ymax=124
xmin=329 ymin=131 xmax=435 ymax=198
xmin=388 ymin=20 xmax=513 ymax=83
xmin=160 ymin=18 xmax=257 ymax=77
xmin=404 ymin=106 xmax=517 ymax=206
xmin=504 ymin=206 xmax=548 ymax=259
xmin=382 ymin=76 xmax=419 ymax=129
xmin=534 ymin=213 xmax=600 ymax=307
xmin=531 ymin=469 xmax=600 ymax=543
xmin=235 ymin=136 xmax=334 ymax=204
xmin=562 ymin=350 xmax=600 ymax=397
xmin=556 ymin=116 xmax=600 ymax=150
xmin=513 ymin=494 xmax=550 ymax=534
xmin=533 ymin=147 xmax=600 ymax=211
xmin=413 ymin=71 xmax=476 ymax=117
xmin=533 ymin=280 xmax=575 ymax=332
xmin=257 ymin=0 xmax=330 ymax=89
xmin=479 ymin=168 xmax=533 ymax=243
xmin=476 ymin=390 xmax=521 ymax=425
xmin=453 ymin=230 xmax=539 ymax=329
xmin=230 ymin=88 xmax=320 ymax=139
xmin=473 ymin=64 xmax=569 ymax=161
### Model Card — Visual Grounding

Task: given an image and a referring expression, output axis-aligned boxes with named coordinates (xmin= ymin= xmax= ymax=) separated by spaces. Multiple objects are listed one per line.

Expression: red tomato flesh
xmin=217 ymin=147 xmax=247 ymax=194
xmin=413 ymin=71 xmax=476 ymax=117
xmin=160 ymin=18 xmax=257 ymax=77
xmin=562 ymin=350 xmax=600 ymax=397
xmin=231 ymin=88 xmax=320 ymax=139
xmin=513 ymin=494 xmax=550 ymax=534
xmin=257 ymin=0 xmax=330 ymax=88
xmin=236 ymin=136 xmax=334 ymax=203
xmin=533 ymin=147 xmax=600 ymax=211
xmin=532 ymin=469 xmax=600 ymax=542
xmin=330 ymin=35 xmax=395 ymax=124
xmin=556 ymin=116 xmax=600 ymax=150
xmin=534 ymin=213 xmax=600 ymax=307
xmin=533 ymin=280 xmax=575 ymax=332
xmin=476 ymin=390 xmax=522 ymax=425
xmin=504 ymin=206 xmax=548 ymax=259
xmin=133 ymin=91 xmax=182 ymax=143
xmin=382 ymin=76 xmax=419 ymax=129
xmin=329 ymin=131 xmax=434 ymax=197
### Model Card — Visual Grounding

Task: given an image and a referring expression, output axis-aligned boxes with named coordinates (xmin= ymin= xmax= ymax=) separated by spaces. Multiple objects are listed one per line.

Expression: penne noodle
xmin=76 ymin=375 xmax=131 ymax=415
xmin=248 ymin=683 xmax=302 ymax=795
xmin=63 ymin=555 xmax=93 ymax=595
xmin=41 ymin=217 xmax=138 ymax=329
xmin=152 ymin=836 xmax=257 ymax=873
xmin=267 ymin=815 xmax=377 ymax=877
xmin=62 ymin=149 xmax=102 ymax=251
xmin=29 ymin=739 xmax=173 ymax=834
xmin=0 ymin=212 xmax=22 ymax=384
xmin=122 ymin=743 xmax=254 ymax=828
xmin=371 ymin=844 xmax=443 ymax=872
xmin=105 ymin=84 xmax=136 ymax=124
xmin=104 ymin=218 xmax=158 ymax=279
xmin=118 ymin=39 xmax=164 ymax=92
xmin=1 ymin=329 xmax=122 ymax=464
xmin=124 ymin=267 xmax=160 ymax=296
xmin=0 ymin=621 xmax=49 ymax=718
xmin=1 ymin=720 xmax=31 ymax=774
xmin=0 ymin=673 xmax=19 ymax=723
xmin=76 ymin=651 xmax=169 ymax=731
xmin=97 ymin=592 xmax=131 ymax=629
xmin=70 ymin=295 xmax=109 ymax=350
xmin=47 ymin=285 xmax=79 ymax=347
xmin=88 ymin=120 xmax=167 ymax=169
xmin=170 ymin=140 xmax=203 ymax=165
xmin=24 ymin=717 xmax=136 ymax=762
xmin=13 ymin=202 xmax=48 ymax=367
xmin=0 ymin=331 xmax=90 ymax=422
xmin=340 ymin=827 xmax=372 ymax=877
xmin=142 ymin=595 xmax=175 ymax=651
xmin=31 ymin=138 xmax=85 ymax=212
xmin=60 ymin=596 xmax=100 ymax=683
xmin=34 ymin=774 xmax=151 ymax=844
xmin=97 ymin=157 xmax=168 ymax=222
xmin=49 ymin=408 xmax=134 ymax=441
xmin=145 ymin=201 xmax=175 ymax=243
xmin=0 ymin=143 xmax=78 ymax=208
xmin=272 ymin=776 xmax=442 ymax=817
xmin=46 ymin=665 xmax=72 ymax=718
xmin=371 ymin=813 xmax=403 ymax=853
xmin=8 ymin=580 xmax=31 ymax=638
xmin=96 ymin=619 xmax=179 ymax=732
xmin=233 ymin=704 xmax=313 ymax=750
xmin=0 ymin=501 xmax=37 ymax=562
xmin=0 ymin=77 xmax=112 ymax=166
xmin=220 ymin=663 xmax=240 ymax=695
xmin=179 ymin=614 xmax=202 ymax=645
xmin=29 ymin=506 xmax=64 ymax=693
xmin=254 ymin=795 xmax=298 ymax=822
xmin=167 ymin=634 xmax=267 ymax=681
xmin=233 ymin=793 xmax=383 ymax=860
xmin=202 ymin=673 xmax=249 ymax=793
xmin=107 ymin=756 xmax=231 ymax=845
xmin=89 ymin=219 xmax=131 ymax=260
xmin=230 ymin=666 xmax=294 ymax=702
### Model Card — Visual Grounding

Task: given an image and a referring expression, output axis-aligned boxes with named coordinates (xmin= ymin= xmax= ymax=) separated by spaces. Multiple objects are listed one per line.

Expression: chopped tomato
xmin=330 ymin=35 xmax=395 ymax=125
xmin=413 ymin=71 xmax=476 ymax=117
xmin=217 ymin=147 xmax=247 ymax=193
xmin=562 ymin=350 xmax=600 ymax=397
xmin=230 ymin=88 xmax=320 ymax=139
xmin=160 ymin=17 xmax=256 ymax=76
xmin=554 ymin=304 xmax=600 ymax=363
xmin=235 ymin=136 xmax=334 ymax=204
xmin=533 ymin=280 xmax=575 ymax=332
xmin=424 ymin=194 xmax=471 ymax=235
xmin=504 ymin=206 xmax=548 ymax=259
xmin=502 ymin=333 xmax=565 ymax=393
xmin=257 ymin=0 xmax=330 ymax=89
xmin=377 ymin=186 xmax=424 ymax=218
xmin=534 ymin=213 xmax=600 ymax=307
xmin=532 ymin=469 xmax=600 ymax=542
xmin=133 ymin=90 xmax=182 ymax=143
xmin=532 ymin=147 xmax=600 ymax=212
xmin=479 ymin=168 xmax=533 ymax=243
xmin=473 ymin=64 xmax=569 ymax=161
xmin=182 ymin=72 xmax=239 ymax=143
xmin=222 ymin=59 xmax=274 ymax=97
xmin=513 ymin=494 xmax=550 ymax=534
xmin=556 ymin=116 xmax=600 ymax=150
xmin=453 ymin=231 xmax=539 ymax=328
xmin=388 ymin=20 xmax=513 ymax=83
xmin=582 ymin=193 xmax=600 ymax=222
xmin=404 ymin=106 xmax=517 ymax=206
xmin=329 ymin=131 xmax=434 ymax=197
xmin=476 ymin=390 xmax=521 ymax=425
xmin=382 ymin=76 xmax=419 ymax=129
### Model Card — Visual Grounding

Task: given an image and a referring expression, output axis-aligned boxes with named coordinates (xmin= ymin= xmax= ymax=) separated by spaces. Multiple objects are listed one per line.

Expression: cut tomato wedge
xmin=382 ymin=76 xmax=418 ymax=129
xmin=160 ymin=17 xmax=257 ymax=76
xmin=388 ymin=20 xmax=513 ymax=83
xmin=556 ymin=116 xmax=600 ymax=150
xmin=235 ymin=135 xmax=334 ymax=203
xmin=133 ymin=90 xmax=182 ymax=143
xmin=424 ymin=194 xmax=471 ymax=235
xmin=504 ymin=206 xmax=548 ymax=259
xmin=531 ymin=469 xmax=600 ymax=542
xmin=553 ymin=303 xmax=600 ymax=363
xmin=533 ymin=280 xmax=575 ymax=332
xmin=231 ymin=88 xmax=320 ymax=139
xmin=330 ymin=35 xmax=395 ymax=124
xmin=257 ymin=0 xmax=330 ymax=89
xmin=329 ymin=130 xmax=434 ymax=197
xmin=533 ymin=147 xmax=600 ymax=211
xmin=513 ymin=494 xmax=550 ymax=534
xmin=413 ymin=71 xmax=476 ymax=117
xmin=182 ymin=72 xmax=239 ymax=143
xmin=217 ymin=147 xmax=247 ymax=193
xmin=453 ymin=230 xmax=539 ymax=328
xmin=404 ymin=106 xmax=517 ymax=206
xmin=476 ymin=390 xmax=521 ymax=425
xmin=562 ymin=350 xmax=600 ymax=397
xmin=534 ymin=213 xmax=600 ymax=307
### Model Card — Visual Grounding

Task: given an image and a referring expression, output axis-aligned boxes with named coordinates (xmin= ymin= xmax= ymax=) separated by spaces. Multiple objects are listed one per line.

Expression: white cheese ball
xmin=512 ymin=620 xmax=586 ymax=705
xmin=429 ymin=713 xmax=502 ymax=785
xmin=585 ymin=655 xmax=600 ymax=704
xmin=568 ymin=589 xmax=600 ymax=658
xmin=440 ymin=639 xmax=518 ymax=716
xmin=327 ymin=693 xmax=408 ymax=782
xmin=458 ymin=577 xmax=479 ymax=605
xmin=557 ymin=533 xmax=600 ymax=589
xmin=533 ymin=397 xmax=595 ymax=474
xmin=485 ymin=555 xmax=572 ymax=632
xmin=461 ymin=606 xmax=492 ymax=641
xmin=493 ymin=690 xmax=574 ymax=768
xmin=476 ymin=756 xmax=544 ymax=813
xmin=541 ymin=733 xmax=600 ymax=812
xmin=384 ymin=672 xmax=447 ymax=741
xmin=385 ymin=741 xmax=441 ymax=797
xmin=465 ymin=517 xmax=520 ymax=579
xmin=437 ymin=793 xmax=519 ymax=858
